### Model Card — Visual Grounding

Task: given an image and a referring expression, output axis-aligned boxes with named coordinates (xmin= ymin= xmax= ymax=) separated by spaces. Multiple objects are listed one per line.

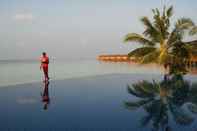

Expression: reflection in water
xmin=41 ymin=81 xmax=50 ymax=110
xmin=124 ymin=75 xmax=197 ymax=131
xmin=190 ymin=67 xmax=197 ymax=75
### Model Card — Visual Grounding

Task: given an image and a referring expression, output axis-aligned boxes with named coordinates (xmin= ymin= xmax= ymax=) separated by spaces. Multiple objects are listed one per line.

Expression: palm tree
xmin=124 ymin=75 xmax=197 ymax=131
xmin=124 ymin=6 xmax=197 ymax=74
xmin=190 ymin=26 xmax=197 ymax=35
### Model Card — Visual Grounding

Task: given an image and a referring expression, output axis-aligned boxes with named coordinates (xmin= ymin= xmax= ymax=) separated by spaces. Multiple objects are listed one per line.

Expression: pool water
xmin=0 ymin=74 xmax=197 ymax=131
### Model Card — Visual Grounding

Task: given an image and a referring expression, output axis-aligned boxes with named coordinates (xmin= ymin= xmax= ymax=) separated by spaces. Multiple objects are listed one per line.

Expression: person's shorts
xmin=43 ymin=66 xmax=48 ymax=72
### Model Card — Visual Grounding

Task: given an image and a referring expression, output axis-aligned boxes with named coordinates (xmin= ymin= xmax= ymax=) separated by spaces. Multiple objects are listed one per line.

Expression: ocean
xmin=0 ymin=59 xmax=163 ymax=87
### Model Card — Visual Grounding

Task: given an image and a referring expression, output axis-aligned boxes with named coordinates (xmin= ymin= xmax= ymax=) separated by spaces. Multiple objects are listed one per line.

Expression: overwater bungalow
xmin=98 ymin=41 xmax=197 ymax=64
xmin=98 ymin=54 xmax=197 ymax=66
xmin=97 ymin=54 xmax=135 ymax=62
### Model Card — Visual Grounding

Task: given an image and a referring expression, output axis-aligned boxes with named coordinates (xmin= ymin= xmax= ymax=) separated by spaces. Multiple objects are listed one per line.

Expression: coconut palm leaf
xmin=124 ymin=33 xmax=154 ymax=46
xmin=127 ymin=85 xmax=149 ymax=98
xmin=175 ymin=18 xmax=194 ymax=30
xmin=190 ymin=83 xmax=197 ymax=90
xmin=188 ymin=83 xmax=197 ymax=104
xmin=128 ymin=47 xmax=157 ymax=58
xmin=127 ymin=84 xmax=155 ymax=98
xmin=141 ymin=107 xmax=167 ymax=130
xmin=138 ymin=80 xmax=160 ymax=94
xmin=125 ymin=74 xmax=197 ymax=131
xmin=133 ymin=81 xmax=159 ymax=96
xmin=189 ymin=26 xmax=197 ymax=35
xmin=141 ymin=16 xmax=161 ymax=42
xmin=168 ymin=18 xmax=195 ymax=46
xmin=187 ymin=104 xmax=197 ymax=114
xmin=169 ymin=103 xmax=193 ymax=125
xmin=166 ymin=6 xmax=173 ymax=17
xmin=124 ymin=5 xmax=197 ymax=74
xmin=172 ymin=42 xmax=191 ymax=59
xmin=153 ymin=16 xmax=166 ymax=40
xmin=152 ymin=7 xmax=171 ymax=40
xmin=140 ymin=114 xmax=153 ymax=127
xmin=125 ymin=75 xmax=197 ymax=130
xmin=184 ymin=40 xmax=197 ymax=57
xmin=142 ymin=99 xmax=168 ymax=130
xmin=167 ymin=29 xmax=182 ymax=46
xmin=140 ymin=50 xmax=160 ymax=64
xmin=152 ymin=103 xmax=168 ymax=130
xmin=124 ymin=99 xmax=153 ymax=111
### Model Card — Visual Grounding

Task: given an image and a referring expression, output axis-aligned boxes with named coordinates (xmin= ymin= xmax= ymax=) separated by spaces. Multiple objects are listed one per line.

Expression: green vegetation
xmin=124 ymin=6 xmax=197 ymax=74
xmin=124 ymin=75 xmax=197 ymax=131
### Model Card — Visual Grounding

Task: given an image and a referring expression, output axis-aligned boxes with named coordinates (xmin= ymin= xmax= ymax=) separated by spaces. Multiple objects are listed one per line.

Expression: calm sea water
xmin=0 ymin=59 xmax=163 ymax=87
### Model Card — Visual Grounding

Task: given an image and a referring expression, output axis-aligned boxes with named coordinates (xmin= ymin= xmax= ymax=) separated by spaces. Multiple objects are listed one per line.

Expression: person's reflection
xmin=41 ymin=81 xmax=50 ymax=110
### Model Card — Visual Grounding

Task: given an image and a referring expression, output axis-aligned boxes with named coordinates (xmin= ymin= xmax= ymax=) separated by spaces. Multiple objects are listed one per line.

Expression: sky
xmin=0 ymin=0 xmax=197 ymax=60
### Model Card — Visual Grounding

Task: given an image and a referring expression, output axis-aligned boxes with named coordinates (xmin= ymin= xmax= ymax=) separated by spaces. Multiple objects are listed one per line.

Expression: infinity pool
xmin=0 ymin=74 xmax=197 ymax=131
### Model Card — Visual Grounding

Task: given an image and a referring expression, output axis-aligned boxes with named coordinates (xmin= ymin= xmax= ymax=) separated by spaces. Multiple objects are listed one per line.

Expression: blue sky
xmin=0 ymin=0 xmax=197 ymax=60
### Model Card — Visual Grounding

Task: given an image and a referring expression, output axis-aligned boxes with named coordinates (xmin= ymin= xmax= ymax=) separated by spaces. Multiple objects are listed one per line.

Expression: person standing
xmin=40 ymin=52 xmax=49 ymax=81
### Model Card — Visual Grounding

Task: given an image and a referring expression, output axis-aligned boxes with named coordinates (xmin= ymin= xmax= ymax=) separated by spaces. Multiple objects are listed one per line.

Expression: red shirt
xmin=40 ymin=56 xmax=49 ymax=68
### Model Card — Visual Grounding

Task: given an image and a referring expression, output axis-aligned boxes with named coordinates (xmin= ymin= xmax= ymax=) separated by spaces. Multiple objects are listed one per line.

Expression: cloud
xmin=13 ymin=13 xmax=34 ymax=21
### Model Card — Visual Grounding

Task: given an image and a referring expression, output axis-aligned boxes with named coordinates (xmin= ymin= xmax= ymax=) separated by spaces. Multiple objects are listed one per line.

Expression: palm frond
xmin=169 ymin=103 xmax=194 ymax=125
xmin=140 ymin=50 xmax=160 ymax=64
xmin=191 ymin=83 xmax=197 ymax=90
xmin=127 ymin=84 xmax=155 ymax=98
xmin=175 ymin=18 xmax=194 ymax=30
xmin=152 ymin=7 xmax=170 ymax=40
xmin=188 ymin=83 xmax=197 ymax=104
xmin=140 ymin=114 xmax=153 ymax=127
xmin=141 ymin=17 xmax=161 ymax=42
xmin=168 ymin=18 xmax=194 ymax=46
xmin=152 ymin=8 xmax=160 ymax=17
xmin=124 ymin=33 xmax=154 ymax=46
xmin=167 ymin=28 xmax=182 ymax=45
xmin=127 ymin=85 xmax=147 ymax=98
xmin=185 ymin=40 xmax=197 ymax=53
xmin=187 ymin=104 xmax=197 ymax=114
xmin=136 ymin=80 xmax=159 ymax=94
xmin=152 ymin=103 xmax=168 ymax=130
xmin=171 ymin=42 xmax=191 ymax=59
xmin=162 ymin=5 xmax=166 ymax=19
xmin=128 ymin=47 xmax=157 ymax=58
xmin=189 ymin=26 xmax=197 ymax=35
xmin=125 ymin=5 xmax=196 ymax=68
xmin=166 ymin=6 xmax=173 ymax=17
xmin=124 ymin=99 xmax=152 ymax=111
